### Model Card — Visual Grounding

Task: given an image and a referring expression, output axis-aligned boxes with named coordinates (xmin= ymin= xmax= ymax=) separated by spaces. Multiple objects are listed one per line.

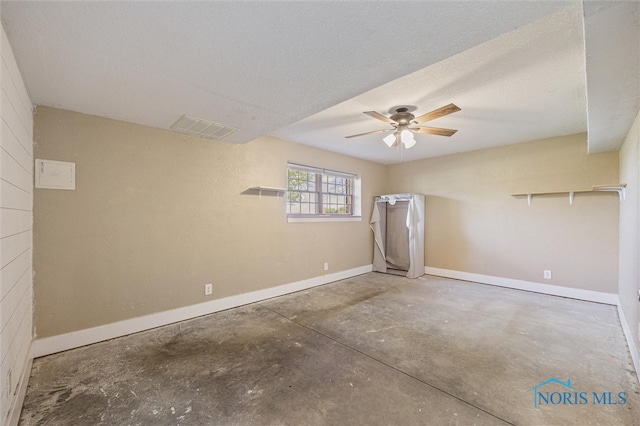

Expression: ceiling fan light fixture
xmin=400 ymin=129 xmax=416 ymax=148
xmin=383 ymin=133 xmax=397 ymax=147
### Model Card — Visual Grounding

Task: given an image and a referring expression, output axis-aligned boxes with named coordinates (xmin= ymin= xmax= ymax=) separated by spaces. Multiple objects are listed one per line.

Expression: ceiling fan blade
xmin=412 ymin=103 xmax=461 ymax=124
xmin=345 ymin=128 xmax=393 ymax=139
xmin=363 ymin=111 xmax=395 ymax=125
xmin=411 ymin=126 xmax=458 ymax=137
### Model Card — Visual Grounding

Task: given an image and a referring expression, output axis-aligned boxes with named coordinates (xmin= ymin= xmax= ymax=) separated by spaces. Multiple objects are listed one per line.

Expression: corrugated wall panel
xmin=0 ymin=23 xmax=33 ymax=424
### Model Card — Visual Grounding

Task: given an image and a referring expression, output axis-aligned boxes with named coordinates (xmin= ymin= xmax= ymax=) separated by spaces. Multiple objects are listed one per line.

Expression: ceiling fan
xmin=345 ymin=103 xmax=461 ymax=148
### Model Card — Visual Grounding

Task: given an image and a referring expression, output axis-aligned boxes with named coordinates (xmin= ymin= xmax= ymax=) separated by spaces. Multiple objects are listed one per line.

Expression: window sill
xmin=287 ymin=216 xmax=362 ymax=223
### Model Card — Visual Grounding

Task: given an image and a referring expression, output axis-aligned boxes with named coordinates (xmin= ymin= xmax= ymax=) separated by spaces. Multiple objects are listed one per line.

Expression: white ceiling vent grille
xmin=171 ymin=115 xmax=238 ymax=139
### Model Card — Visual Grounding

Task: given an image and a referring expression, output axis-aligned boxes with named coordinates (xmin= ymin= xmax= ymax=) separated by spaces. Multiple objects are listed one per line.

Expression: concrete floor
xmin=19 ymin=273 xmax=640 ymax=425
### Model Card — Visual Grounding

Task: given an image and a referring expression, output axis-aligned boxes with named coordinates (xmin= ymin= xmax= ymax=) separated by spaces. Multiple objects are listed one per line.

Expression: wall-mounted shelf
xmin=248 ymin=186 xmax=287 ymax=199
xmin=512 ymin=184 xmax=627 ymax=206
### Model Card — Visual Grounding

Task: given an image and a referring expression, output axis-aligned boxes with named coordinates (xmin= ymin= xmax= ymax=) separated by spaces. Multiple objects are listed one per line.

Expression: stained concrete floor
xmin=19 ymin=273 xmax=640 ymax=425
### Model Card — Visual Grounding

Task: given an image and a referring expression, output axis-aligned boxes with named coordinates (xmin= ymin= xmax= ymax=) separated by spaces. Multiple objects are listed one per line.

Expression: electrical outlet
xmin=323 ymin=262 xmax=329 ymax=271
xmin=204 ymin=283 xmax=213 ymax=296
xmin=544 ymin=270 xmax=552 ymax=280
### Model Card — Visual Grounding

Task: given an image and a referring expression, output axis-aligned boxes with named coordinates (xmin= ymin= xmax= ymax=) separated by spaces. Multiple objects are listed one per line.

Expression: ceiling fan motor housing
xmin=390 ymin=107 xmax=416 ymax=125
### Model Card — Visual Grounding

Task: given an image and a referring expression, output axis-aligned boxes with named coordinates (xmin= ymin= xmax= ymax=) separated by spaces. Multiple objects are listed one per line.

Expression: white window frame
xmin=286 ymin=162 xmax=362 ymax=223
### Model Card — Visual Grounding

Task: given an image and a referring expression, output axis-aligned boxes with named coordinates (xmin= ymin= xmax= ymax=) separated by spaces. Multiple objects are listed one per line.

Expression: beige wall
xmin=619 ymin=110 xmax=640 ymax=351
xmin=33 ymin=107 xmax=387 ymax=338
xmin=1 ymin=25 xmax=33 ymax=422
xmin=33 ymin=106 xmax=625 ymax=341
xmin=385 ymin=133 xmax=620 ymax=292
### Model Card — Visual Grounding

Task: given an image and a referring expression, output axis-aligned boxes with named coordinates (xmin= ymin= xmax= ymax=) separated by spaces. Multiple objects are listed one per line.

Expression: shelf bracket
xmin=527 ymin=194 xmax=532 ymax=206
xmin=569 ymin=191 xmax=574 ymax=206
xmin=592 ymin=185 xmax=627 ymax=202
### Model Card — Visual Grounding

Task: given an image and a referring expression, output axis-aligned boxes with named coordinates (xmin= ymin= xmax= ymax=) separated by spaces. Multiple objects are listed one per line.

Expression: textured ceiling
xmin=1 ymin=1 xmax=637 ymax=164
xmin=583 ymin=1 xmax=640 ymax=154
xmin=272 ymin=4 xmax=588 ymax=164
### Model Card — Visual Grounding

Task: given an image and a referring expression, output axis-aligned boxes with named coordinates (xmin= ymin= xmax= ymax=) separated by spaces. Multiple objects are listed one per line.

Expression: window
xmin=287 ymin=163 xmax=360 ymax=220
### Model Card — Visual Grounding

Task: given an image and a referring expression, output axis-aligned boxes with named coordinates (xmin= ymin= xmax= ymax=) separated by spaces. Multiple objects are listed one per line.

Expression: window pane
xmin=288 ymin=170 xmax=313 ymax=190
xmin=287 ymin=191 xmax=302 ymax=204
xmin=322 ymin=193 xmax=351 ymax=214
xmin=287 ymin=198 xmax=300 ymax=214
xmin=301 ymin=202 xmax=317 ymax=214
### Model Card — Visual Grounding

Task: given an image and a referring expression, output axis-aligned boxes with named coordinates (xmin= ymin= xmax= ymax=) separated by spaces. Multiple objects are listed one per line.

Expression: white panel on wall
xmin=35 ymin=159 xmax=75 ymax=190
xmin=0 ymin=23 xmax=33 ymax=426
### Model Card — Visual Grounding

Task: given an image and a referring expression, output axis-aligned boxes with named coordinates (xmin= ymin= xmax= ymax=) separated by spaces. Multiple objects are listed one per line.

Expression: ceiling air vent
xmin=171 ymin=115 xmax=238 ymax=139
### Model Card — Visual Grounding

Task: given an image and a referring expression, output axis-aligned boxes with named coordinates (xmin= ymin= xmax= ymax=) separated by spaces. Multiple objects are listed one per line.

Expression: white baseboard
xmin=424 ymin=267 xmax=618 ymax=305
xmin=34 ymin=265 xmax=373 ymax=358
xmin=424 ymin=266 xmax=639 ymax=386
xmin=617 ymin=304 xmax=640 ymax=387
xmin=7 ymin=344 xmax=33 ymax=426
